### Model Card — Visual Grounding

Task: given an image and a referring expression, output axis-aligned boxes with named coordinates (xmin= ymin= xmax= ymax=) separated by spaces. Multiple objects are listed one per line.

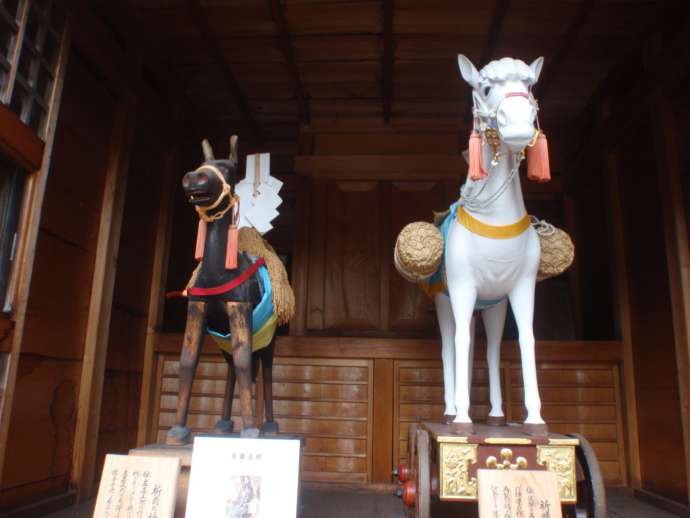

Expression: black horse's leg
xmin=214 ymin=350 xmax=236 ymax=434
xmin=225 ymin=301 xmax=259 ymax=438
xmin=259 ymin=338 xmax=279 ymax=434
xmin=167 ymin=300 xmax=206 ymax=445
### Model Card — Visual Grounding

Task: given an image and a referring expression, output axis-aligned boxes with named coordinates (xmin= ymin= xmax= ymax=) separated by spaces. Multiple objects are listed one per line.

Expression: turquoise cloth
xmin=421 ymin=201 xmax=504 ymax=310
xmin=207 ymin=261 xmax=274 ymax=339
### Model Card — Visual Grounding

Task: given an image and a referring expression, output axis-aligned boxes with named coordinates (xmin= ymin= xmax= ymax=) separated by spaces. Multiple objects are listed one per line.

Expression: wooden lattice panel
xmin=509 ymin=364 xmax=625 ymax=484
xmin=395 ymin=360 xmax=626 ymax=485
xmin=395 ymin=360 xmax=493 ymax=469
xmin=154 ymin=355 xmax=374 ymax=484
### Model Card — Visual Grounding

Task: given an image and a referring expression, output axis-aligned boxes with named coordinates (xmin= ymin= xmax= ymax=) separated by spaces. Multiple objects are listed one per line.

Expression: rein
xmin=187 ymin=257 xmax=265 ymax=297
xmin=193 ymin=164 xmax=241 ymax=269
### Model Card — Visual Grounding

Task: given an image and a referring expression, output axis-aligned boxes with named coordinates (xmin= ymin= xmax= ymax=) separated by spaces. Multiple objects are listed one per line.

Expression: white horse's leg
xmin=508 ymin=280 xmax=546 ymax=432
xmin=446 ymin=285 xmax=477 ymax=431
xmin=482 ymin=299 xmax=508 ymax=424
xmin=467 ymin=316 xmax=476 ymax=397
xmin=434 ymin=293 xmax=456 ymax=421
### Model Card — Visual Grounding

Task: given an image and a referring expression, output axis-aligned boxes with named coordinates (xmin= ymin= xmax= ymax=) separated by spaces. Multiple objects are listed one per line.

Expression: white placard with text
xmin=477 ymin=469 xmax=563 ymax=518
xmin=185 ymin=436 xmax=301 ymax=518
xmin=93 ymin=454 xmax=180 ymax=518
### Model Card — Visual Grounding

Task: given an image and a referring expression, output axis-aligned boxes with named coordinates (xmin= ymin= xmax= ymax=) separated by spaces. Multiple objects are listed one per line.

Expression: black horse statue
xmin=166 ymin=136 xmax=278 ymax=445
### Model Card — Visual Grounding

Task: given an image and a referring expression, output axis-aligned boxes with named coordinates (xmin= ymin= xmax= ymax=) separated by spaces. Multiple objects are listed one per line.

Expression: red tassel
xmin=527 ymin=131 xmax=551 ymax=182
xmin=195 ymin=220 xmax=206 ymax=261
xmin=468 ymin=130 xmax=487 ymax=181
xmin=225 ymin=225 xmax=238 ymax=270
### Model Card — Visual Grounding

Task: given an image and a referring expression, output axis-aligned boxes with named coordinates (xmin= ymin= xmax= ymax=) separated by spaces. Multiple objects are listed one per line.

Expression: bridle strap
xmin=194 ymin=164 xmax=237 ymax=223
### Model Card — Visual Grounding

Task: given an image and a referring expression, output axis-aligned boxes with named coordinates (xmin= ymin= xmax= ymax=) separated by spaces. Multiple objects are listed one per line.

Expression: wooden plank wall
xmin=95 ymin=86 xmax=176 ymax=481
xmin=395 ymin=360 xmax=626 ymax=485
xmin=0 ymin=50 xmax=118 ymax=509
xmin=149 ymin=338 xmax=626 ymax=487
xmin=152 ymin=354 xmax=374 ymax=484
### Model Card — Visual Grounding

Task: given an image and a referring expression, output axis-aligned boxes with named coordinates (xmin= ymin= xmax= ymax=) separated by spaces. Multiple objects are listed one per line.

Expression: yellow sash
xmin=456 ymin=206 xmax=531 ymax=239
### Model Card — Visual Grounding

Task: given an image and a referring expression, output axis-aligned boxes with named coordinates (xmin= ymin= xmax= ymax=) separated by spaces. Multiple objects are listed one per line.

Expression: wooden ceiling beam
xmin=536 ymin=0 xmax=597 ymax=101
xmin=463 ymin=0 xmax=510 ymax=122
xmin=382 ymin=0 xmax=394 ymax=123
xmin=185 ymin=0 xmax=263 ymax=145
xmin=266 ymin=0 xmax=310 ymax=124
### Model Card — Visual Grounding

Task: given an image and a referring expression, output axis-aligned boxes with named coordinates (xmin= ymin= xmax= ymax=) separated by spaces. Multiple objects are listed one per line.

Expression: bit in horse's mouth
xmin=188 ymin=190 xmax=212 ymax=203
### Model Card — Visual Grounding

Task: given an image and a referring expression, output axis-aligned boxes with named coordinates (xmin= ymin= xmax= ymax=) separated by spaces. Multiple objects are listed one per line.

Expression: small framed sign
xmin=478 ymin=469 xmax=563 ymax=518
xmin=93 ymin=454 xmax=180 ymax=518
xmin=185 ymin=436 xmax=301 ymax=518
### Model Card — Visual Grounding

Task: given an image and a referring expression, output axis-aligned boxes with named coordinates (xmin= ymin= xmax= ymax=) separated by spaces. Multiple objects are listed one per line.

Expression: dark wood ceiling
xmin=96 ymin=0 xmax=666 ymax=153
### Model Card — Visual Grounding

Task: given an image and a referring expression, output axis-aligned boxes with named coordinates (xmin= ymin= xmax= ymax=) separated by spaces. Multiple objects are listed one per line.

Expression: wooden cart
xmin=396 ymin=422 xmax=606 ymax=518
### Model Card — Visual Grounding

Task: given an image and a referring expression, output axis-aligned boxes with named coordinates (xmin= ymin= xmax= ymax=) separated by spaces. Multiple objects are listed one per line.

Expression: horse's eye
xmin=483 ymin=86 xmax=491 ymax=96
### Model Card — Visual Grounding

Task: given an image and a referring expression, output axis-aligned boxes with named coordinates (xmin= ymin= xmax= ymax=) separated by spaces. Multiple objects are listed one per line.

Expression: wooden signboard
xmin=478 ymin=469 xmax=562 ymax=518
xmin=185 ymin=436 xmax=301 ymax=518
xmin=93 ymin=454 xmax=181 ymax=518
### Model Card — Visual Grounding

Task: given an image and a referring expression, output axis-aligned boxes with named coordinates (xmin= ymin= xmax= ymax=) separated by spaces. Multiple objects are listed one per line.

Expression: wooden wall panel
xmin=394 ymin=359 xmax=626 ymax=486
xmin=388 ymin=181 xmax=451 ymax=333
xmin=0 ymin=51 xmax=117 ymax=508
xmin=395 ymin=360 xmax=492 ymax=471
xmin=94 ymin=88 xmax=174 ymax=480
xmin=615 ymin=117 xmax=688 ymax=502
xmin=308 ymin=181 xmax=384 ymax=331
xmin=153 ymin=356 xmax=374 ymax=484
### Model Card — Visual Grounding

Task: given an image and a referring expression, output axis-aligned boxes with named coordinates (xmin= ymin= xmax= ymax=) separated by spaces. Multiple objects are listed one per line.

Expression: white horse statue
xmin=433 ymin=55 xmax=551 ymax=435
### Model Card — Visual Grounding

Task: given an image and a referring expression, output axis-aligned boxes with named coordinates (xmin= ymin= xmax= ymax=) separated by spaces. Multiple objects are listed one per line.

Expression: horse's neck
xmin=462 ymin=143 xmax=527 ymax=225
xmin=199 ymin=213 xmax=234 ymax=284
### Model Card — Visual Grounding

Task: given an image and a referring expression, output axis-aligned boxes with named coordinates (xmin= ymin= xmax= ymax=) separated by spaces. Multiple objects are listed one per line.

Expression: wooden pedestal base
xmin=129 ymin=434 xmax=305 ymax=518
xmin=129 ymin=443 xmax=193 ymax=518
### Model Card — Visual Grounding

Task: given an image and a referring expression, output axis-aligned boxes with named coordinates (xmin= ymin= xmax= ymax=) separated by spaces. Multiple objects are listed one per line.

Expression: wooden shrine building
xmin=0 ymin=0 xmax=689 ymax=515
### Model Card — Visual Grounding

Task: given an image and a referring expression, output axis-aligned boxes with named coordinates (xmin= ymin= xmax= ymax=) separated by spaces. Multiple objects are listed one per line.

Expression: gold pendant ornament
xmin=484 ymin=127 xmax=502 ymax=166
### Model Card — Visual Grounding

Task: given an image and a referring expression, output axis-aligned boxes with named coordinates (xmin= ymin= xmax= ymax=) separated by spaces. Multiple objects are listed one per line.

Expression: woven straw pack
xmin=394 ymin=222 xmax=443 ymax=283
xmin=534 ymin=222 xmax=575 ymax=281
xmin=394 ymin=216 xmax=574 ymax=284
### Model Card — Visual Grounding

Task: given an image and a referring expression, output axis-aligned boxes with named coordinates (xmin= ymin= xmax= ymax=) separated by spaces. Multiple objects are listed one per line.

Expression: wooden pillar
xmin=136 ymin=106 xmax=184 ymax=446
xmin=562 ymin=192 xmax=583 ymax=339
xmin=71 ymin=91 xmax=139 ymax=500
xmin=604 ymin=142 xmax=641 ymax=489
xmin=371 ymin=358 xmax=394 ymax=482
xmin=647 ymin=90 xmax=690 ymax=500
xmin=0 ymin=21 xmax=72 ymax=484
xmin=289 ymin=175 xmax=310 ymax=336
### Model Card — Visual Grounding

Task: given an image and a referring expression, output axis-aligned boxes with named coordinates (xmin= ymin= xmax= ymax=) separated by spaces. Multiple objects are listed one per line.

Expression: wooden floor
xmin=44 ymin=488 xmax=679 ymax=518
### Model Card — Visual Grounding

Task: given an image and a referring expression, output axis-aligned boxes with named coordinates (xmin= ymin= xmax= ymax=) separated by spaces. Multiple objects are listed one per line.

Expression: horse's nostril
xmin=197 ymin=172 xmax=209 ymax=185
xmin=182 ymin=175 xmax=191 ymax=189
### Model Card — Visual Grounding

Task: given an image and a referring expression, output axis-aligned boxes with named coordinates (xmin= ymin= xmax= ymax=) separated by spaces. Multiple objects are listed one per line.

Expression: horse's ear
xmin=201 ymin=139 xmax=215 ymax=161
xmin=229 ymin=135 xmax=238 ymax=167
xmin=457 ymin=54 xmax=481 ymax=90
xmin=530 ymin=57 xmax=544 ymax=84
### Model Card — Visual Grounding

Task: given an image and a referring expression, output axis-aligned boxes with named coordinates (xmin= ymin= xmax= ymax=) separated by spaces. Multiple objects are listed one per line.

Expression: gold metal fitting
xmin=485 ymin=448 xmax=528 ymax=470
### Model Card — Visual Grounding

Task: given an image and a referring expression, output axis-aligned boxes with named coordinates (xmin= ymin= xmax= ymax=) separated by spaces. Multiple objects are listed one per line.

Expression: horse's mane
xmin=480 ymin=57 xmax=536 ymax=85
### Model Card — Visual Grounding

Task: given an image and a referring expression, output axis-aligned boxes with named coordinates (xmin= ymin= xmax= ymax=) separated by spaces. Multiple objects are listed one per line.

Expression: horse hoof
xmin=450 ymin=422 xmax=473 ymax=435
xmin=166 ymin=425 xmax=192 ymax=445
xmin=214 ymin=419 xmax=234 ymax=434
xmin=261 ymin=420 xmax=279 ymax=435
xmin=522 ymin=422 xmax=548 ymax=437
xmin=240 ymin=427 xmax=260 ymax=439
xmin=442 ymin=414 xmax=456 ymax=424
xmin=486 ymin=415 xmax=507 ymax=426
